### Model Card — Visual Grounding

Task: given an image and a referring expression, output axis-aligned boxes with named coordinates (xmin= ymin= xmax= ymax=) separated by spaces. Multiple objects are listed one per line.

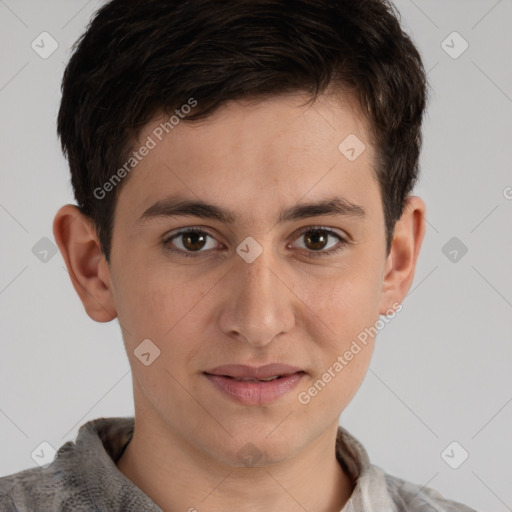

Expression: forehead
xmin=115 ymin=91 xmax=380 ymax=226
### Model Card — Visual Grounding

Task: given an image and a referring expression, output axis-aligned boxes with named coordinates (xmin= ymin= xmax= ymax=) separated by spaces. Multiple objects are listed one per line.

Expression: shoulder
xmin=384 ymin=471 xmax=479 ymax=512
xmin=0 ymin=442 xmax=94 ymax=511
xmin=0 ymin=473 xmax=18 ymax=511
xmin=0 ymin=464 xmax=59 ymax=511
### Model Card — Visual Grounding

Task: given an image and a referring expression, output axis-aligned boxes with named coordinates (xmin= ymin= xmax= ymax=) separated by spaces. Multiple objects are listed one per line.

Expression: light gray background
xmin=1 ymin=1 xmax=511 ymax=510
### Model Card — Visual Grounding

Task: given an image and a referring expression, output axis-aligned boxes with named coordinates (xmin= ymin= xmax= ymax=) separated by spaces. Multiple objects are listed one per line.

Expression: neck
xmin=116 ymin=413 xmax=354 ymax=512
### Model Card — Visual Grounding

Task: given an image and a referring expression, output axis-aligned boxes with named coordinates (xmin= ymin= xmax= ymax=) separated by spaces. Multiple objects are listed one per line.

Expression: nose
xmin=217 ymin=248 xmax=296 ymax=347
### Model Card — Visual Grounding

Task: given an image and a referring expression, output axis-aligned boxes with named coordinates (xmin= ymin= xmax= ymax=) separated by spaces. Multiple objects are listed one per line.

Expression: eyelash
xmin=162 ymin=226 xmax=349 ymax=259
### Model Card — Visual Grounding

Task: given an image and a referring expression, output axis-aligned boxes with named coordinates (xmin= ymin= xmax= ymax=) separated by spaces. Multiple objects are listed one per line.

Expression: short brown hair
xmin=57 ymin=0 xmax=429 ymax=261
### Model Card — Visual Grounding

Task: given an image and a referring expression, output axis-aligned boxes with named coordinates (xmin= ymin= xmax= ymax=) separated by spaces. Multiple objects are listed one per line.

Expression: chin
xmin=206 ymin=430 xmax=301 ymax=469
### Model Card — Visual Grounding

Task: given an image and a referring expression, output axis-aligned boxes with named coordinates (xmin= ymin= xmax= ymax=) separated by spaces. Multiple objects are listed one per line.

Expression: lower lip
xmin=204 ymin=372 xmax=305 ymax=405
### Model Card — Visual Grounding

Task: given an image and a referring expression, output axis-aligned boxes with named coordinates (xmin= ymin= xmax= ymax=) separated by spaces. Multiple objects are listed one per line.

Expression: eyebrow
xmin=138 ymin=195 xmax=366 ymax=224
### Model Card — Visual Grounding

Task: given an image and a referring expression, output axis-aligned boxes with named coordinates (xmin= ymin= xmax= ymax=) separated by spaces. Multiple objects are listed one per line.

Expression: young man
xmin=0 ymin=0 xmax=477 ymax=510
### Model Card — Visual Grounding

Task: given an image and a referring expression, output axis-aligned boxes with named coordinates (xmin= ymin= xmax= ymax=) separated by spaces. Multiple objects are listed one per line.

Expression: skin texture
xmin=53 ymin=91 xmax=426 ymax=512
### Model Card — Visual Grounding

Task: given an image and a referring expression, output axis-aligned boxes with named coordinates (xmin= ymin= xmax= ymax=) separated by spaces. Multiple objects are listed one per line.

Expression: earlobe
xmin=53 ymin=204 xmax=117 ymax=323
xmin=378 ymin=196 xmax=426 ymax=315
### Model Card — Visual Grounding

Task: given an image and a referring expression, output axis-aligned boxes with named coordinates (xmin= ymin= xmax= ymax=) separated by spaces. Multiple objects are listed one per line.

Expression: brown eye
xmin=303 ymin=229 xmax=330 ymax=251
xmin=163 ymin=228 xmax=219 ymax=256
xmin=180 ymin=231 xmax=208 ymax=251
xmin=292 ymin=227 xmax=348 ymax=257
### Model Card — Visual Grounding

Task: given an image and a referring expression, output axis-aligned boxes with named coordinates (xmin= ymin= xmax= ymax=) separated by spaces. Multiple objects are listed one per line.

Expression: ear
xmin=378 ymin=195 xmax=426 ymax=314
xmin=53 ymin=204 xmax=117 ymax=322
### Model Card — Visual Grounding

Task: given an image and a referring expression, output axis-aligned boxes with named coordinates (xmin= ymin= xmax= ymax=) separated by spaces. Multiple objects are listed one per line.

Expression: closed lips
xmin=220 ymin=375 xmax=287 ymax=382
xmin=204 ymin=363 xmax=305 ymax=380
xmin=203 ymin=365 xmax=306 ymax=405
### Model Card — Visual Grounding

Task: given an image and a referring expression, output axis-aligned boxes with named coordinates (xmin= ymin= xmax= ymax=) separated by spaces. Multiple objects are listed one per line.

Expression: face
xmin=106 ymin=92 xmax=394 ymax=466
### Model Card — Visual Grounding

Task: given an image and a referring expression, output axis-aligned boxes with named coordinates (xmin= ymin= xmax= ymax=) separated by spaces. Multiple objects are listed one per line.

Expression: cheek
xmin=114 ymin=270 xmax=207 ymax=397
xmin=296 ymin=257 xmax=382 ymax=404
xmin=307 ymin=259 xmax=384 ymax=343
xmin=112 ymin=263 xmax=220 ymax=369
xmin=298 ymin=279 xmax=379 ymax=416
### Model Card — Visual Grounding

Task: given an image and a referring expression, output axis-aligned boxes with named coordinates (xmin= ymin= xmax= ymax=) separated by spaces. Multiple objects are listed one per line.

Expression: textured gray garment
xmin=0 ymin=417 xmax=478 ymax=511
